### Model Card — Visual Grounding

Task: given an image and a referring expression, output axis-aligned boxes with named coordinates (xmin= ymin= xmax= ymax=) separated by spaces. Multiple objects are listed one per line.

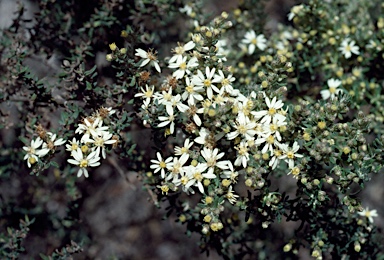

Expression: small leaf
xmin=84 ymin=65 xmax=97 ymax=76
xmin=86 ymin=81 xmax=92 ymax=90
xmin=129 ymin=77 xmax=136 ymax=86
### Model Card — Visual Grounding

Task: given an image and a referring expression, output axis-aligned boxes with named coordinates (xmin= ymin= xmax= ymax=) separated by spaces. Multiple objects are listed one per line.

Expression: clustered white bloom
xmin=23 ymin=131 xmax=66 ymax=168
xmin=67 ymin=107 xmax=117 ymax=178
xmin=134 ymin=31 xmax=303 ymax=206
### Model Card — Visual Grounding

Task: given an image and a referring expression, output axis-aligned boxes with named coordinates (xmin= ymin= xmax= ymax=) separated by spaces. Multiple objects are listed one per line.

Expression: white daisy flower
xmin=194 ymin=127 xmax=211 ymax=146
xmin=135 ymin=48 xmax=161 ymax=73
xmin=181 ymin=76 xmax=204 ymax=106
xmin=169 ymin=94 xmax=189 ymax=113
xmin=251 ymin=96 xmax=286 ymax=125
xmin=287 ymin=165 xmax=301 ymax=179
xmin=278 ymin=141 xmax=303 ymax=169
xmin=84 ymin=131 xmax=116 ymax=159
xmin=67 ymin=148 xmax=101 ymax=178
xmin=255 ymin=133 xmax=279 ymax=156
xmin=179 ymin=5 xmax=193 ymax=16
xmin=150 ymin=152 xmax=173 ymax=179
xmin=135 ymin=85 xmax=155 ymax=104
xmin=269 ymin=147 xmax=283 ymax=170
xmin=227 ymin=112 xmax=257 ymax=141
xmin=41 ymin=132 xmax=66 ymax=153
xmin=226 ymin=186 xmax=239 ymax=204
xmin=215 ymin=39 xmax=229 ymax=62
xmin=154 ymin=87 xmax=173 ymax=106
xmin=212 ymin=70 xmax=236 ymax=95
xmin=75 ymin=118 xmax=109 ymax=143
xmin=287 ymin=4 xmax=304 ymax=21
xmin=23 ymin=137 xmax=45 ymax=168
xmin=169 ymin=41 xmax=195 ymax=64
xmin=165 ymin=153 xmax=189 ymax=182
xmin=264 ymin=117 xmax=287 ymax=142
xmin=169 ymin=56 xmax=198 ymax=79
xmin=187 ymin=104 xmax=204 ymax=126
xmin=234 ymin=141 xmax=250 ymax=168
xmin=242 ymin=30 xmax=267 ymax=55
xmin=200 ymin=147 xmax=228 ymax=176
xmin=358 ymin=207 xmax=378 ymax=223
xmin=174 ymin=138 xmax=194 ymax=156
xmin=320 ymin=78 xmax=342 ymax=100
xmin=158 ymin=105 xmax=176 ymax=134
xmin=66 ymin=138 xmax=80 ymax=156
xmin=220 ymin=161 xmax=239 ymax=183
xmin=192 ymin=67 xmax=220 ymax=100
xmin=172 ymin=170 xmax=195 ymax=194
xmin=338 ymin=38 xmax=360 ymax=59
xmin=184 ymin=163 xmax=212 ymax=194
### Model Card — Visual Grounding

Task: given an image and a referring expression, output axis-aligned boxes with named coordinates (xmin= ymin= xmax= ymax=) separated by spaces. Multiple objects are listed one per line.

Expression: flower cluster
xmin=23 ymin=125 xmax=66 ymax=168
xmin=67 ymin=107 xmax=117 ymax=178
xmin=132 ymin=14 xmax=308 ymax=232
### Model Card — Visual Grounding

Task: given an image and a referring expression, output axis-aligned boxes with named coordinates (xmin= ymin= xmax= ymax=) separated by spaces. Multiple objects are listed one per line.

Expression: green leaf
xmin=86 ymin=81 xmax=92 ymax=90
xmin=39 ymin=253 xmax=50 ymax=260
xmin=50 ymin=161 xmax=59 ymax=168
xmin=84 ymin=65 xmax=97 ymax=76
xmin=129 ymin=77 xmax=136 ymax=86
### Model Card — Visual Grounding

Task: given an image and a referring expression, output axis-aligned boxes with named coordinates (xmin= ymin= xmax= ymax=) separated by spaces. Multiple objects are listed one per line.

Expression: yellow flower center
xmin=287 ymin=151 xmax=295 ymax=159
xmin=194 ymin=172 xmax=203 ymax=181
xmin=270 ymin=124 xmax=278 ymax=132
xmin=251 ymin=38 xmax=257 ymax=45
xmin=204 ymin=215 xmax=212 ymax=223
xmin=181 ymin=147 xmax=188 ymax=153
xmin=145 ymin=90 xmax=153 ymax=98
xmin=94 ymin=137 xmax=104 ymax=147
xmin=203 ymin=79 xmax=211 ymax=87
xmin=345 ymin=45 xmax=351 ymax=52
xmin=329 ymin=86 xmax=336 ymax=94
xmin=159 ymin=161 xmax=166 ymax=168
xmin=174 ymin=46 xmax=184 ymax=55
xmin=214 ymin=95 xmax=224 ymax=103
xmin=206 ymin=157 xmax=216 ymax=167
xmin=238 ymin=146 xmax=248 ymax=155
xmin=238 ymin=125 xmax=247 ymax=135
xmin=274 ymin=149 xmax=282 ymax=156
xmin=179 ymin=62 xmax=187 ymax=70
xmin=246 ymin=100 xmax=254 ymax=109
xmin=267 ymin=135 xmax=274 ymax=144
xmin=181 ymin=176 xmax=189 ymax=185
xmin=222 ymin=78 xmax=230 ymax=86
xmin=186 ymin=85 xmax=194 ymax=93
xmin=317 ymin=121 xmax=326 ymax=129
xmin=163 ymin=92 xmax=172 ymax=101
xmin=71 ymin=143 xmax=78 ymax=150
xmin=80 ymin=159 xmax=88 ymax=168
xmin=268 ymin=108 xmax=277 ymax=115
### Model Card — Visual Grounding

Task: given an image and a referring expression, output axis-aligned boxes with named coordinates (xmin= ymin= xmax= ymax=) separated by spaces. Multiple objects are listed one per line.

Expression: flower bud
xmin=354 ymin=241 xmax=361 ymax=252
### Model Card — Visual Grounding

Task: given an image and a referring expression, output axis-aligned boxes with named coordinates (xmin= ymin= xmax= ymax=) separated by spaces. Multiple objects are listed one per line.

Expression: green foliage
xmin=1 ymin=0 xmax=384 ymax=259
